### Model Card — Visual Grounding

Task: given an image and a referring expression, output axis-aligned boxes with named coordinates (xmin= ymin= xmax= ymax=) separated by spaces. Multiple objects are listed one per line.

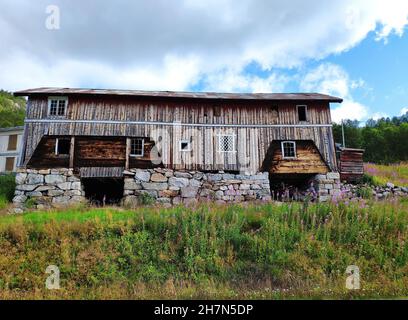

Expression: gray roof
xmin=0 ymin=126 xmax=24 ymax=132
xmin=14 ymin=87 xmax=343 ymax=103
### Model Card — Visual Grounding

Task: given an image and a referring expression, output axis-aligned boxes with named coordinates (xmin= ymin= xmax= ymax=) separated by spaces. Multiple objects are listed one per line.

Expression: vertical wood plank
xmin=69 ymin=136 xmax=75 ymax=168
xmin=125 ymin=137 xmax=131 ymax=170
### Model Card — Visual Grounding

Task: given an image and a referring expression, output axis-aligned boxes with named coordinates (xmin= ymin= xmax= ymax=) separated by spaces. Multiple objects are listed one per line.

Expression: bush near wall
xmin=0 ymin=174 xmax=16 ymax=206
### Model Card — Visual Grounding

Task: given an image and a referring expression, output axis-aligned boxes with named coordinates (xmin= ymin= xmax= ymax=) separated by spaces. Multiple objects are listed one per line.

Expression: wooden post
xmin=69 ymin=136 xmax=75 ymax=169
xmin=125 ymin=138 xmax=131 ymax=170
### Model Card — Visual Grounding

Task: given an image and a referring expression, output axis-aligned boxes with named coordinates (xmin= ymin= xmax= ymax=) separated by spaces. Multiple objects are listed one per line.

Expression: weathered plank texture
xmin=27 ymin=136 xmax=69 ymax=168
xmin=75 ymin=137 xmax=126 ymax=167
xmin=339 ymin=148 xmax=364 ymax=182
xmin=22 ymin=96 xmax=337 ymax=173
xmin=79 ymin=167 xmax=124 ymax=178
xmin=264 ymin=140 xmax=329 ymax=174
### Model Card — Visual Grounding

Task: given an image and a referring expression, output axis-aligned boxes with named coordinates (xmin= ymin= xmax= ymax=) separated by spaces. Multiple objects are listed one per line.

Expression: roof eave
xmin=13 ymin=88 xmax=343 ymax=103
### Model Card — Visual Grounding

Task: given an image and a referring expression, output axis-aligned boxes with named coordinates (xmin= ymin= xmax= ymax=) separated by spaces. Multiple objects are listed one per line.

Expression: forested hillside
xmin=333 ymin=113 xmax=408 ymax=164
xmin=0 ymin=90 xmax=26 ymax=128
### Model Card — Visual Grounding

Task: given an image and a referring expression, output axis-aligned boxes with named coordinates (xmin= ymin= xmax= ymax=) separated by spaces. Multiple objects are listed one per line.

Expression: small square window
xmin=297 ymin=105 xmax=307 ymax=122
xmin=131 ymin=138 xmax=144 ymax=157
xmin=281 ymin=141 xmax=296 ymax=159
xmin=55 ymin=138 xmax=70 ymax=156
xmin=48 ymin=97 xmax=67 ymax=117
xmin=179 ymin=140 xmax=191 ymax=152
xmin=218 ymin=135 xmax=235 ymax=152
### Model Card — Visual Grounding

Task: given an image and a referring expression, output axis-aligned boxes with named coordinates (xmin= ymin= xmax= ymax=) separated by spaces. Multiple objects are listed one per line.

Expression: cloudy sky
xmin=1 ymin=0 xmax=408 ymax=122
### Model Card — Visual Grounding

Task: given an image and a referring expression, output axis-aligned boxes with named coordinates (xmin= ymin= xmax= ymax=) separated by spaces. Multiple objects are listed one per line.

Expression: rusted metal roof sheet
xmin=14 ymin=87 xmax=343 ymax=102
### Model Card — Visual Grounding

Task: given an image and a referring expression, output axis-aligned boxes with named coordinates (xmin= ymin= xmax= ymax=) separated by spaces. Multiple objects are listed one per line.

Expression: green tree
xmin=0 ymin=90 xmax=26 ymax=128
xmin=332 ymin=120 xmax=362 ymax=149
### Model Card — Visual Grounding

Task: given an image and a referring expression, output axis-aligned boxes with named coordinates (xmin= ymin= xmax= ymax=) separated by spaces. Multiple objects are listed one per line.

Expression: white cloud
xmin=331 ymin=101 xmax=369 ymax=123
xmin=300 ymin=63 xmax=369 ymax=122
xmin=400 ymin=107 xmax=408 ymax=115
xmin=0 ymin=0 xmax=407 ymax=92
xmin=0 ymin=52 xmax=202 ymax=91
xmin=371 ymin=112 xmax=389 ymax=120
xmin=199 ymin=68 xmax=289 ymax=93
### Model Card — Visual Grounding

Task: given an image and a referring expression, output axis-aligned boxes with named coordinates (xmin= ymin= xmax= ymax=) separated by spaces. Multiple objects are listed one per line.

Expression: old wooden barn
xmin=12 ymin=88 xmax=343 ymax=209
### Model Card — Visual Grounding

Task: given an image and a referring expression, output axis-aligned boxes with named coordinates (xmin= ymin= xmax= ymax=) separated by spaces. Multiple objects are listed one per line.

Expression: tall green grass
xmin=0 ymin=200 xmax=407 ymax=299
xmin=365 ymin=162 xmax=408 ymax=187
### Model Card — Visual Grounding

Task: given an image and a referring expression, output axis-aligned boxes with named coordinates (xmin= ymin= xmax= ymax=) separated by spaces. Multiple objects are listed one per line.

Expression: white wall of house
xmin=0 ymin=127 xmax=24 ymax=173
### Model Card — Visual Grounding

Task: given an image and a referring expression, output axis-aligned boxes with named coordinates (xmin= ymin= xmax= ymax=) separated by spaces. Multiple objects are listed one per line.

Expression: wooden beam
xmin=69 ymin=136 xmax=75 ymax=169
xmin=23 ymin=118 xmax=333 ymax=129
xmin=125 ymin=138 xmax=131 ymax=170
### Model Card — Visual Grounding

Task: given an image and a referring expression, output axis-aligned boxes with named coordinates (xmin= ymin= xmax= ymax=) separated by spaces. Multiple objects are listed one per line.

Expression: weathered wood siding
xmin=75 ymin=137 xmax=126 ymax=167
xmin=26 ymin=96 xmax=333 ymax=124
xmin=27 ymin=136 xmax=69 ymax=168
xmin=339 ymin=148 xmax=364 ymax=182
xmin=22 ymin=96 xmax=337 ymax=173
xmin=264 ymin=140 xmax=329 ymax=174
xmin=128 ymin=138 xmax=160 ymax=169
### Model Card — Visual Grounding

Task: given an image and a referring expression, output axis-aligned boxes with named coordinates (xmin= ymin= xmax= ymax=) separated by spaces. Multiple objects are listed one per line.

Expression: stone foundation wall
xmin=123 ymin=168 xmax=272 ymax=207
xmin=13 ymin=168 xmax=86 ymax=213
xmin=12 ymin=167 xmax=346 ymax=213
xmin=312 ymin=172 xmax=341 ymax=202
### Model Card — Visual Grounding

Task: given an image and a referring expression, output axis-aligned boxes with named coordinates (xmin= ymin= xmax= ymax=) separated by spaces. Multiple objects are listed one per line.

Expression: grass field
xmin=364 ymin=162 xmax=408 ymax=187
xmin=0 ymin=199 xmax=407 ymax=300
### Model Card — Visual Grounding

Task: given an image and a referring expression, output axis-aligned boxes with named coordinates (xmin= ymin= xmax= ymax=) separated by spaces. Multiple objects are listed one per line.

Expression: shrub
xmin=0 ymin=174 xmax=16 ymax=202
xmin=24 ymin=197 xmax=37 ymax=209
xmin=138 ymin=192 xmax=156 ymax=206
xmin=361 ymin=173 xmax=376 ymax=185
xmin=356 ymin=185 xmax=373 ymax=199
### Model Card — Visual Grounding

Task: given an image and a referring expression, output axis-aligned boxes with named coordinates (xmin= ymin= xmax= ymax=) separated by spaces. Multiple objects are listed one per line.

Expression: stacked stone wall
xmin=123 ymin=168 xmax=271 ymax=207
xmin=13 ymin=168 xmax=86 ymax=213
xmin=313 ymin=172 xmax=341 ymax=202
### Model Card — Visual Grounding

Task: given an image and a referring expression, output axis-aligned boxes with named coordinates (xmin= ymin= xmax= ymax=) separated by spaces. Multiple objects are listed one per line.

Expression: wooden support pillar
xmin=69 ymin=136 xmax=75 ymax=169
xmin=125 ymin=138 xmax=131 ymax=170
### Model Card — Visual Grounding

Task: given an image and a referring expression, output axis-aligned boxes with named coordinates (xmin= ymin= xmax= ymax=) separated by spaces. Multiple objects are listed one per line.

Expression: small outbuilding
xmin=337 ymin=146 xmax=365 ymax=183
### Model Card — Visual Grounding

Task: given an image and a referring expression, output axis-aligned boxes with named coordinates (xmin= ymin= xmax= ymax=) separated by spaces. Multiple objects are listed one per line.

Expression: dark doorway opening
xmin=82 ymin=178 xmax=124 ymax=206
xmin=269 ymin=173 xmax=315 ymax=201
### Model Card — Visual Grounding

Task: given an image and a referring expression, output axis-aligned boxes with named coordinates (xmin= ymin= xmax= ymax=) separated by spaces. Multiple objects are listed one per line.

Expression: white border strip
xmin=24 ymin=119 xmax=332 ymax=128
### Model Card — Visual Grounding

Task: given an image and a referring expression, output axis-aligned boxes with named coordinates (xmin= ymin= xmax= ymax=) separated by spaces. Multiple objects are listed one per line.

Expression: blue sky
xmin=325 ymin=31 xmax=408 ymax=119
xmin=1 ymin=1 xmax=408 ymax=123
xmin=193 ymin=30 xmax=408 ymax=122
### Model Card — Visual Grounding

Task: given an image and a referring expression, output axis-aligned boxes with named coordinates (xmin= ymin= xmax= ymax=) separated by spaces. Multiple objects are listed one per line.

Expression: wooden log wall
xmin=27 ymin=136 xmax=69 ymax=168
xmin=75 ymin=137 xmax=126 ymax=167
xmin=22 ymin=96 xmax=338 ymax=173
xmin=264 ymin=140 xmax=329 ymax=174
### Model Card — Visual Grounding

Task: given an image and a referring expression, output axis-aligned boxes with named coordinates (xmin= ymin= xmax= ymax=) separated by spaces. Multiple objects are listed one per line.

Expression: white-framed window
xmin=55 ymin=138 xmax=70 ymax=156
xmin=297 ymin=105 xmax=308 ymax=122
xmin=48 ymin=97 xmax=68 ymax=117
xmin=179 ymin=140 xmax=191 ymax=152
xmin=281 ymin=141 xmax=296 ymax=159
xmin=130 ymin=138 xmax=144 ymax=157
xmin=218 ymin=134 xmax=236 ymax=152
